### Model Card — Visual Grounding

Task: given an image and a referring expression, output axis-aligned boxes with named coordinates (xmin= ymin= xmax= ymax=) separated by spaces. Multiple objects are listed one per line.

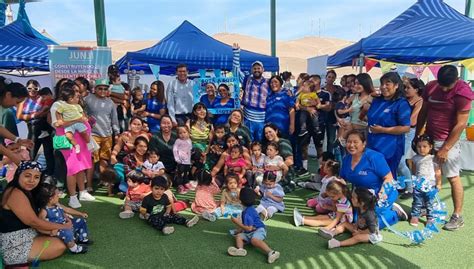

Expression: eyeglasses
xmin=96 ymin=87 xmax=109 ymax=91
xmin=27 ymin=87 xmax=39 ymax=91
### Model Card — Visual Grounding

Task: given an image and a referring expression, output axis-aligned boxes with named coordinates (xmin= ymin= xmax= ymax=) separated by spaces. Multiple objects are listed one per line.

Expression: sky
xmin=10 ymin=0 xmax=466 ymax=43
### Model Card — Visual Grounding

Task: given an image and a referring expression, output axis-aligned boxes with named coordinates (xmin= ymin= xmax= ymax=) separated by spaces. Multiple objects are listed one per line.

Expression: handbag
xmin=53 ymin=135 xmax=72 ymax=150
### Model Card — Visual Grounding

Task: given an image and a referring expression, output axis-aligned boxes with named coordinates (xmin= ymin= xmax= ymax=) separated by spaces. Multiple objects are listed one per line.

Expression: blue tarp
xmin=0 ymin=2 xmax=58 ymax=70
xmin=116 ymin=20 xmax=279 ymax=74
xmin=328 ymin=0 xmax=474 ymax=66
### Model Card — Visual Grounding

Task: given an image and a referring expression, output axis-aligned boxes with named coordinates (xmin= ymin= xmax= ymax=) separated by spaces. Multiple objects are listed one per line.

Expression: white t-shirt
xmin=143 ymin=160 xmax=165 ymax=172
xmin=412 ymin=154 xmax=438 ymax=185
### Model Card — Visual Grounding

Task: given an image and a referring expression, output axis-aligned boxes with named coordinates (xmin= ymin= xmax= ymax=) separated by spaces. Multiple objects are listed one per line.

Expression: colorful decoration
xmin=380 ymin=61 xmax=394 ymax=74
xmin=411 ymin=66 xmax=426 ymax=79
xmin=428 ymin=65 xmax=442 ymax=78
xmin=364 ymin=57 xmax=378 ymax=72
xmin=460 ymin=58 xmax=474 ymax=72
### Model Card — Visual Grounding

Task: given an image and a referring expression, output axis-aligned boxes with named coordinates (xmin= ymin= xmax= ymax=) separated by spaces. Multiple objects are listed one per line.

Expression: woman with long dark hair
xmin=143 ymin=80 xmax=167 ymax=133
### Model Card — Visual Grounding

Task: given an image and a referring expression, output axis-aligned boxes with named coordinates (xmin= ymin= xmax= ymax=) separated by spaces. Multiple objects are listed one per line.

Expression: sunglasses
xmin=96 ymin=87 xmax=109 ymax=91
xmin=27 ymin=87 xmax=39 ymax=91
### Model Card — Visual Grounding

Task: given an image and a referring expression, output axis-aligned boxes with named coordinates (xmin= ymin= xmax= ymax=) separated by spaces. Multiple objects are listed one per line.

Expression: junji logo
xmin=358 ymin=170 xmax=368 ymax=176
xmin=69 ymin=50 xmax=94 ymax=60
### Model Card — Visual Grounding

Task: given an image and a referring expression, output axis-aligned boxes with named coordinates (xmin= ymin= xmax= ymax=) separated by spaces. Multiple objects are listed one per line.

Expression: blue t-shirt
xmin=265 ymin=89 xmax=295 ymax=136
xmin=213 ymin=99 xmax=235 ymax=125
xmin=340 ymin=148 xmax=391 ymax=193
xmin=200 ymin=95 xmax=220 ymax=109
xmin=242 ymin=206 xmax=265 ymax=232
xmin=145 ymin=98 xmax=167 ymax=132
xmin=367 ymin=97 xmax=411 ymax=159
xmin=336 ymin=101 xmax=349 ymax=119
xmin=317 ymin=90 xmax=331 ymax=125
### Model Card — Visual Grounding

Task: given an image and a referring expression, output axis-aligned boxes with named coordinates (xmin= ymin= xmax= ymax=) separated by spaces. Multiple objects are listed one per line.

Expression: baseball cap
xmin=95 ymin=78 xmax=110 ymax=87
xmin=251 ymin=61 xmax=264 ymax=68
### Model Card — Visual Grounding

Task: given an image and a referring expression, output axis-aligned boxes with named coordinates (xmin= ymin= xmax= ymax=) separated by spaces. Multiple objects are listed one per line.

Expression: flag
xmin=364 ymin=58 xmax=378 ymax=72
xmin=396 ymin=65 xmax=409 ymax=77
xmin=461 ymin=59 xmax=474 ymax=72
xmin=411 ymin=66 xmax=426 ymax=79
xmin=149 ymin=64 xmax=160 ymax=80
xmin=380 ymin=61 xmax=394 ymax=74
xmin=428 ymin=65 xmax=442 ymax=78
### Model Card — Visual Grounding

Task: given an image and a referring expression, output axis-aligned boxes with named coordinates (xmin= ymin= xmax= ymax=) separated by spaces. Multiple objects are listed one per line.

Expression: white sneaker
xmin=227 ymin=247 xmax=247 ymax=257
xmin=119 ymin=210 xmax=135 ymax=219
xmin=186 ymin=215 xmax=199 ymax=227
xmin=162 ymin=226 xmax=175 ymax=235
xmin=202 ymin=211 xmax=217 ymax=222
xmin=318 ymin=228 xmax=335 ymax=239
xmin=293 ymin=208 xmax=303 ymax=227
xmin=68 ymin=195 xmax=82 ymax=209
xmin=79 ymin=191 xmax=96 ymax=201
xmin=38 ymin=131 xmax=50 ymax=139
xmin=392 ymin=203 xmax=408 ymax=221
xmin=328 ymin=239 xmax=341 ymax=249
xmin=267 ymin=250 xmax=280 ymax=264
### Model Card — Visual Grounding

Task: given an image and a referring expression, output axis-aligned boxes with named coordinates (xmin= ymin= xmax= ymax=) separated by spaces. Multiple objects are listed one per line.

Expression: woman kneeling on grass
xmin=0 ymin=161 xmax=70 ymax=267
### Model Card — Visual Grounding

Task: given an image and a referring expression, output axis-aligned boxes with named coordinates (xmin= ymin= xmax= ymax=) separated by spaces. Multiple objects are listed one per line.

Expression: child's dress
xmin=307 ymin=176 xmax=338 ymax=213
xmin=45 ymin=205 xmax=89 ymax=244
xmin=191 ymin=180 xmax=220 ymax=214
xmin=225 ymin=155 xmax=247 ymax=185
xmin=264 ymin=155 xmax=284 ymax=182
xmin=250 ymin=153 xmax=266 ymax=186
xmin=328 ymin=197 xmax=353 ymax=224
xmin=256 ymin=183 xmax=285 ymax=218
xmin=214 ymin=188 xmax=243 ymax=217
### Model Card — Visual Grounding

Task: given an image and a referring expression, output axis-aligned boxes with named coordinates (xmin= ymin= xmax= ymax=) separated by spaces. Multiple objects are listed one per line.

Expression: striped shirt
xmin=165 ymin=78 xmax=195 ymax=123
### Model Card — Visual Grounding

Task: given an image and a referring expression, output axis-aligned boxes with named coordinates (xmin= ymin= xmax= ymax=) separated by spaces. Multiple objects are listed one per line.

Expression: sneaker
xmin=443 ymin=214 xmax=464 ymax=231
xmin=298 ymin=130 xmax=308 ymax=137
xmin=119 ymin=210 xmax=135 ymax=219
xmin=77 ymin=239 xmax=93 ymax=245
xmin=162 ymin=226 xmax=175 ymax=235
xmin=178 ymin=185 xmax=188 ymax=195
xmin=139 ymin=213 xmax=150 ymax=220
xmin=297 ymin=182 xmax=307 ymax=188
xmin=79 ymin=191 xmax=96 ymax=201
xmin=328 ymin=239 xmax=341 ymax=249
xmin=409 ymin=216 xmax=419 ymax=227
xmin=293 ymin=208 xmax=303 ymax=227
xmin=227 ymin=247 xmax=247 ymax=257
xmin=392 ymin=203 xmax=408 ymax=221
xmin=318 ymin=228 xmax=335 ymax=239
xmin=38 ymin=131 xmax=50 ymax=139
xmin=267 ymin=250 xmax=280 ymax=264
xmin=74 ymin=144 xmax=81 ymax=154
xmin=259 ymin=207 xmax=269 ymax=221
xmin=70 ymin=245 xmax=88 ymax=254
xmin=399 ymin=191 xmax=412 ymax=200
xmin=68 ymin=195 xmax=82 ymax=209
xmin=202 ymin=211 xmax=217 ymax=222
xmin=296 ymin=168 xmax=309 ymax=177
xmin=86 ymin=187 xmax=94 ymax=194
xmin=186 ymin=215 xmax=199 ymax=227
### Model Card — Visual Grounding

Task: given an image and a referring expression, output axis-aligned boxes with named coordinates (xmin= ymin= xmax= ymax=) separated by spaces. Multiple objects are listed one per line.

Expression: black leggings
xmin=173 ymin=164 xmax=191 ymax=186
xmin=148 ymin=214 xmax=187 ymax=231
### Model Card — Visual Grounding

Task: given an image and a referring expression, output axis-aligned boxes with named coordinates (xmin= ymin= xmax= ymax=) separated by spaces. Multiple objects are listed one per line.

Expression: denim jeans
xmin=411 ymin=189 xmax=434 ymax=219
xmin=398 ymin=128 xmax=416 ymax=192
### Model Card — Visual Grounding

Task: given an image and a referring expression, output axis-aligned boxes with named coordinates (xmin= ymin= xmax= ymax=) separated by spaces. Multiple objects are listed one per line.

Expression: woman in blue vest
xmin=265 ymin=75 xmax=295 ymax=138
xmin=340 ymin=130 xmax=407 ymax=228
xmin=367 ymin=72 xmax=411 ymax=179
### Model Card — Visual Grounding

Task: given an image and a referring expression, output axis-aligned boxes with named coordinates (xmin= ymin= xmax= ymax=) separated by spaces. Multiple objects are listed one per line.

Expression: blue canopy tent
xmin=116 ymin=20 xmax=279 ymax=74
xmin=328 ymin=0 xmax=474 ymax=66
xmin=0 ymin=1 xmax=58 ymax=71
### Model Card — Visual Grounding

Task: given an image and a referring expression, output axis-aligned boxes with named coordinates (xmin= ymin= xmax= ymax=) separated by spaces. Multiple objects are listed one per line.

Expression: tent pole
xmin=94 ymin=0 xmax=108 ymax=47
xmin=462 ymin=0 xmax=473 ymax=82
xmin=358 ymin=53 xmax=364 ymax=74
xmin=270 ymin=0 xmax=276 ymax=74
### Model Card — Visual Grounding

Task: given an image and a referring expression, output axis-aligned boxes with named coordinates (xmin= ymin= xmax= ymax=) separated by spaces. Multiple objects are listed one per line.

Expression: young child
xmin=37 ymin=87 xmax=55 ymax=139
xmin=131 ymin=86 xmax=146 ymax=118
xmin=140 ymin=176 xmax=199 ymax=235
xmin=227 ymin=187 xmax=280 ymax=264
xmin=322 ymin=188 xmax=383 ymax=249
xmin=293 ymin=180 xmax=352 ymax=230
xmin=163 ymin=177 xmax=188 ymax=214
xmin=1 ymin=138 xmax=30 ymax=181
xmin=224 ymin=145 xmax=247 ymax=185
xmin=410 ymin=134 xmax=442 ymax=226
xmin=296 ymin=79 xmax=321 ymax=137
xmin=246 ymin=142 xmax=266 ymax=188
xmin=191 ymin=169 xmax=220 ymax=215
xmin=255 ymin=171 xmax=285 ymax=221
xmin=119 ymin=170 xmax=151 ymax=219
xmin=202 ymin=173 xmax=242 ymax=222
xmin=142 ymin=149 xmax=166 ymax=179
xmin=37 ymin=183 xmax=90 ymax=254
xmin=298 ymin=152 xmax=335 ymax=191
xmin=55 ymin=86 xmax=91 ymax=153
xmin=306 ymin=160 xmax=341 ymax=214
xmin=264 ymin=142 xmax=288 ymax=182
xmin=173 ymin=125 xmax=193 ymax=194
xmin=208 ymin=125 xmax=226 ymax=168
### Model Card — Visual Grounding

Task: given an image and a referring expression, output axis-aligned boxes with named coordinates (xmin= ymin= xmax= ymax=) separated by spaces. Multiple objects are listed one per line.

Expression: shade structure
xmin=116 ymin=20 xmax=279 ymax=74
xmin=328 ymin=0 xmax=474 ymax=66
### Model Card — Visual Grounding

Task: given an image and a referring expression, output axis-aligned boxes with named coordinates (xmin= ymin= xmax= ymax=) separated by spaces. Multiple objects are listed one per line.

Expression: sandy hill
xmin=63 ymin=33 xmax=374 ymax=77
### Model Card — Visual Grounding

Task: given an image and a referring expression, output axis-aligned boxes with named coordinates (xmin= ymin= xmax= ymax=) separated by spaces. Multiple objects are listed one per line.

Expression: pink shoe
xmin=184 ymin=182 xmax=195 ymax=191
xmin=178 ymin=185 xmax=188 ymax=194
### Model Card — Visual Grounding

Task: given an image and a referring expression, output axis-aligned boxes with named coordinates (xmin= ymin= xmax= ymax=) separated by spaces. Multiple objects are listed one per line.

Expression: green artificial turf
xmin=40 ymin=170 xmax=474 ymax=269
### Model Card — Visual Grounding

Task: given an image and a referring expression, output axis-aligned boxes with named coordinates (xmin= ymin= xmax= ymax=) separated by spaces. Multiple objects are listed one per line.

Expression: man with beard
xmin=232 ymin=43 xmax=270 ymax=142
xmin=166 ymin=64 xmax=195 ymax=126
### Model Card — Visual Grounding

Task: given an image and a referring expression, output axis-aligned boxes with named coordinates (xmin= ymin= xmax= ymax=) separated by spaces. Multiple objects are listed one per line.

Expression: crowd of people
xmin=0 ymin=43 xmax=473 ymax=266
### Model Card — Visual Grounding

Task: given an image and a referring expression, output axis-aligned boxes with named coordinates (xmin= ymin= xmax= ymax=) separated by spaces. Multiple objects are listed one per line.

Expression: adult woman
xmin=50 ymin=81 xmax=95 ymax=209
xmin=340 ymin=73 xmax=373 ymax=131
xmin=210 ymin=133 xmax=251 ymax=185
xmin=199 ymin=82 xmax=219 ymax=109
xmin=111 ymin=117 xmax=150 ymax=164
xmin=226 ymin=109 xmax=251 ymax=149
xmin=74 ymin=77 xmax=91 ymax=98
xmin=123 ymin=136 xmax=149 ymax=176
xmin=323 ymin=70 xmax=343 ymax=154
xmin=0 ymin=80 xmax=32 ymax=162
xmin=397 ymin=78 xmax=424 ymax=198
xmin=149 ymin=115 xmax=178 ymax=179
xmin=213 ymin=84 xmax=235 ymax=125
xmin=265 ymin=75 xmax=295 ymax=138
xmin=340 ymin=130 xmax=406 ymax=228
xmin=0 ymin=161 xmax=70 ymax=266
xmin=261 ymin=123 xmax=294 ymax=171
xmin=143 ymin=80 xmax=167 ymax=133
xmin=17 ymin=79 xmax=55 ymax=176
xmin=367 ymin=72 xmax=411 ymax=179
